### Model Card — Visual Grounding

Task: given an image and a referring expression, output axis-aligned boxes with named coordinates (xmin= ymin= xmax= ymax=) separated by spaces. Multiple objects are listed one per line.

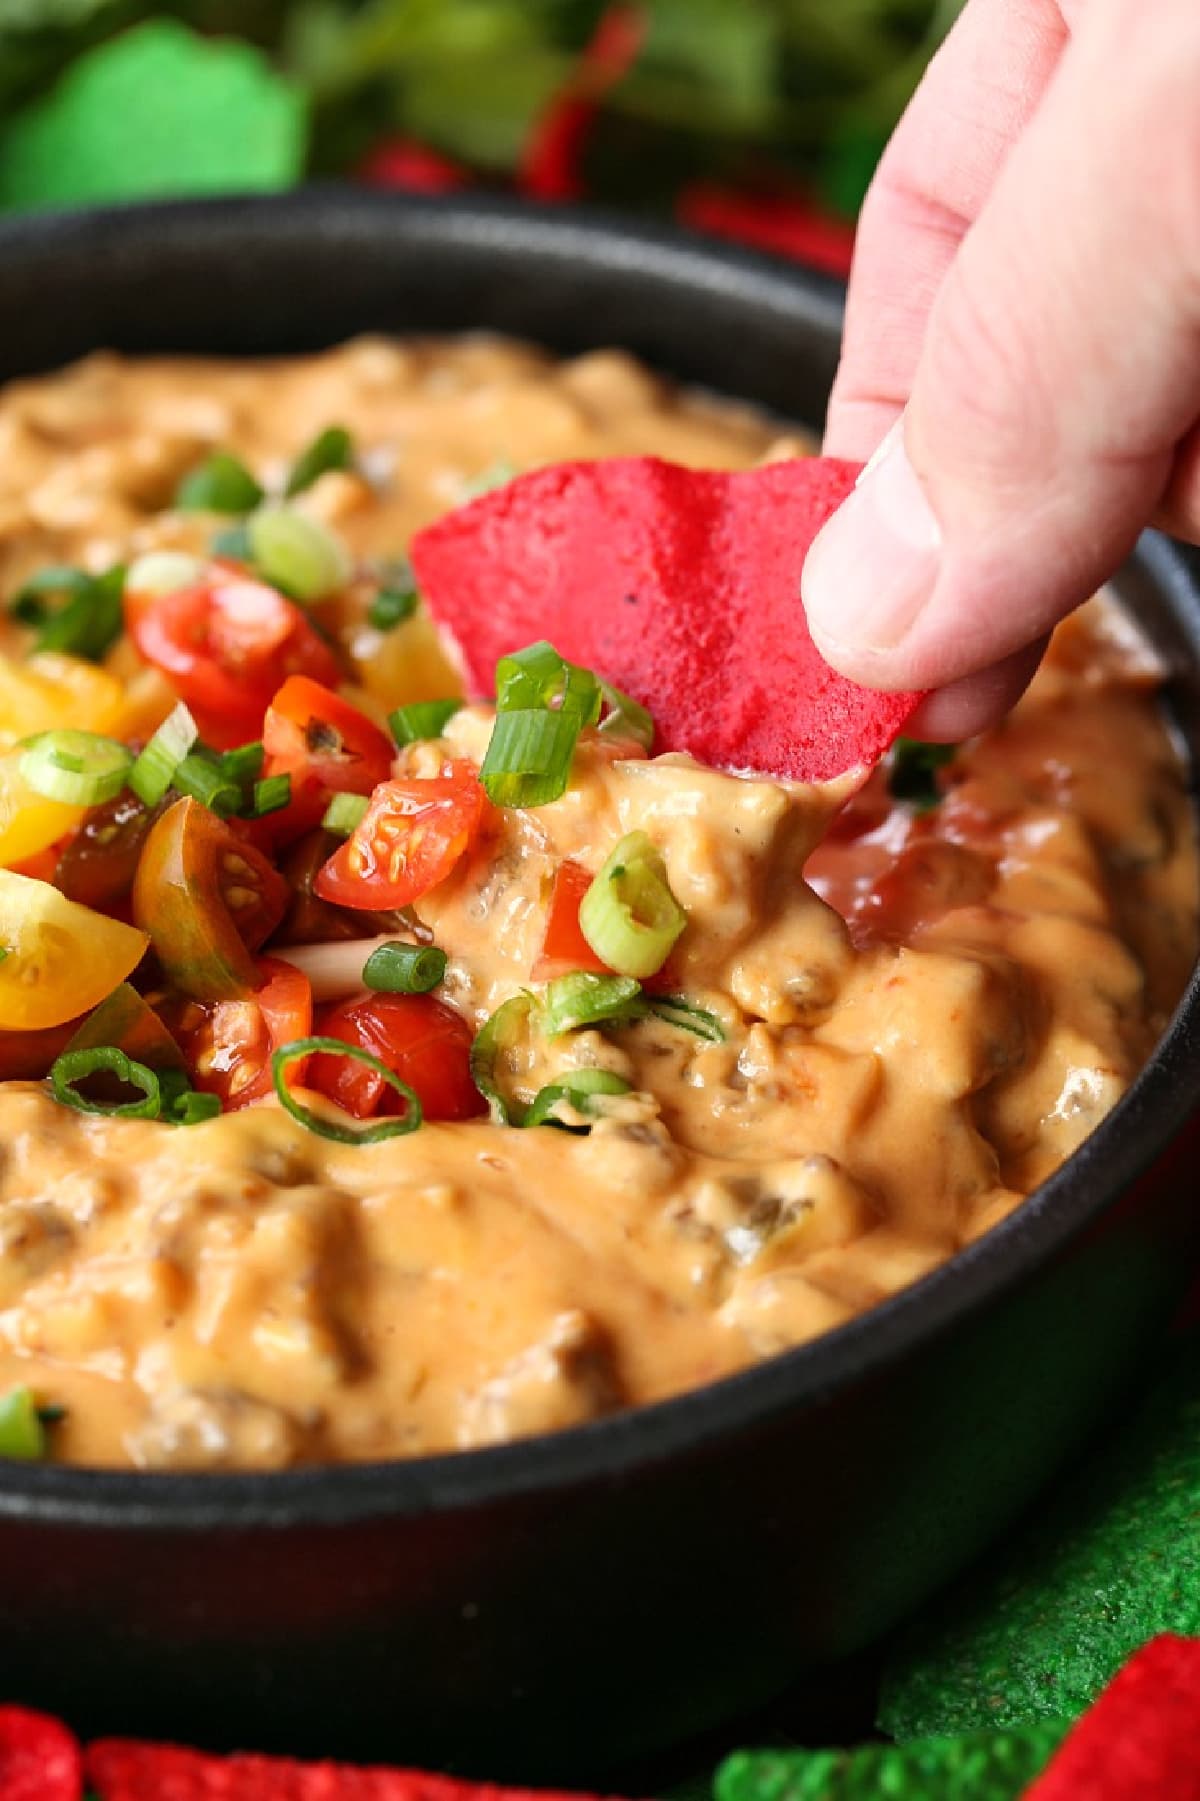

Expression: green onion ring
xmin=321 ymin=791 xmax=369 ymax=837
xmin=539 ymin=971 xmax=646 ymax=1036
xmin=469 ymin=994 xmax=533 ymax=1125
xmin=522 ymin=1069 xmax=633 ymax=1131
xmin=578 ymin=831 xmax=687 ymax=978
xmin=363 ymin=941 xmax=447 ymax=995
xmin=0 ymin=1388 xmax=45 ymax=1461
xmin=49 ymin=1046 xmax=162 ymax=1120
xmin=19 ymin=731 xmax=133 ymax=808
xmin=128 ymin=702 xmax=198 ymax=806
xmin=389 ymin=698 xmax=463 ymax=745
xmin=271 ymin=1037 xmax=423 ymax=1143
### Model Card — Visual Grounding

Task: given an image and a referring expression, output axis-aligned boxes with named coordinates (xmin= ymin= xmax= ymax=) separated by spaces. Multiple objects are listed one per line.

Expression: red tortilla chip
xmin=411 ymin=455 xmax=921 ymax=784
xmin=519 ymin=5 xmax=645 ymax=201
xmin=87 ymin=1739 xmax=615 ymax=1801
xmin=1023 ymin=1635 xmax=1200 ymax=1799
xmin=0 ymin=1706 xmax=81 ymax=1801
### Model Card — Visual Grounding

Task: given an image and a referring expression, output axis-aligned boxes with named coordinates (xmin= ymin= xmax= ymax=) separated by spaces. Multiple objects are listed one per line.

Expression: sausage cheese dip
xmin=0 ymin=336 xmax=1191 ymax=1471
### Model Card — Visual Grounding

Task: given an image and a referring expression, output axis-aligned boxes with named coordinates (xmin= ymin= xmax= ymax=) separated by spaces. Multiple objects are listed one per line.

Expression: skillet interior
xmin=0 ymin=189 xmax=1196 ymax=1776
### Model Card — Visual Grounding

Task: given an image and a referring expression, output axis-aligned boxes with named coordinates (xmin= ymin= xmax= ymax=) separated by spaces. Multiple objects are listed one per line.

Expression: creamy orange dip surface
xmin=0 ymin=337 xmax=1193 ymax=1469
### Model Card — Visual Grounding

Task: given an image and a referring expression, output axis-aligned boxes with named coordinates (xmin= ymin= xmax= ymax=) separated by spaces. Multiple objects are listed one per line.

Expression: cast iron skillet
xmin=0 ymin=189 xmax=1197 ymax=1782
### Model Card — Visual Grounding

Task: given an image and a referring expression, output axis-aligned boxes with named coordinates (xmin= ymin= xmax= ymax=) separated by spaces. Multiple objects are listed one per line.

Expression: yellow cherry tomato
xmin=0 ymin=871 xmax=149 ymax=1030
xmin=351 ymin=609 xmax=463 ymax=712
xmin=0 ymin=653 xmax=127 ymax=744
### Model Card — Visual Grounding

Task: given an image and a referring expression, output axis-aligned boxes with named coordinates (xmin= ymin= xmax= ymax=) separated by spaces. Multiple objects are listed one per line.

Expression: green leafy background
xmin=0 ymin=0 xmax=962 ymax=217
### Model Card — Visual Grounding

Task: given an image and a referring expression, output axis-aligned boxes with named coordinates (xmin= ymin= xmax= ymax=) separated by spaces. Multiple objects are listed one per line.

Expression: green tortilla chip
xmin=716 ymin=1718 xmax=1068 ymax=1801
xmin=881 ymin=1335 xmax=1200 ymax=1738
xmin=0 ymin=20 xmax=305 ymax=211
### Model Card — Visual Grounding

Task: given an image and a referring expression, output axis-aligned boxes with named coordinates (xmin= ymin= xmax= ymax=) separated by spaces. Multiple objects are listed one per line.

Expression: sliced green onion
xmin=128 ymin=702 xmax=198 ymax=806
xmin=495 ymin=641 xmax=601 ymax=726
xmin=363 ymin=940 xmax=447 ymax=994
xmin=19 ymin=731 xmax=132 ymax=807
xmin=11 ymin=564 xmax=125 ymax=661
xmin=157 ymin=1067 xmax=222 ymax=1125
xmin=599 ymin=679 xmax=655 ymax=751
xmin=210 ymin=520 xmax=253 ymax=561
xmin=125 ymin=550 xmax=206 ymax=598
xmin=175 ymin=451 xmax=264 ymax=514
xmin=522 ymin=1069 xmax=633 ymax=1132
xmin=578 ymin=831 xmax=687 ymax=979
xmin=248 ymin=773 xmax=292 ymax=818
xmin=540 ymin=972 xmax=646 ymax=1036
xmin=887 ymin=738 xmax=957 ymax=812
xmin=480 ymin=709 xmax=582 ymax=808
xmin=49 ymin=1046 xmax=162 ymax=1120
xmin=389 ymin=699 xmax=462 ymax=745
xmin=369 ymin=584 xmax=419 ymax=632
xmin=646 ymin=994 xmax=725 ymax=1042
xmin=272 ymin=1037 xmax=422 ymax=1143
xmin=321 ymin=791 xmax=369 ymax=836
xmin=461 ymin=457 xmax=516 ymax=500
xmin=285 ymin=425 xmax=355 ymax=497
xmin=0 ymin=1388 xmax=45 ymax=1461
xmin=248 ymin=504 xmax=352 ymax=602
xmin=469 ymin=993 xmax=533 ymax=1125
xmin=174 ymin=751 xmax=241 ymax=817
xmin=220 ymin=740 xmax=265 ymax=789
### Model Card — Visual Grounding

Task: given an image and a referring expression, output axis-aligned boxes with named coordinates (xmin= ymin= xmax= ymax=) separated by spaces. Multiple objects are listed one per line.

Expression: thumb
xmin=802 ymin=0 xmax=1200 ymax=694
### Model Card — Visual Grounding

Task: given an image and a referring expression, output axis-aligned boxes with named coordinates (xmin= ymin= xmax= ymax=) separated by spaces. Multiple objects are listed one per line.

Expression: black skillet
xmin=0 ymin=189 xmax=1197 ymax=1782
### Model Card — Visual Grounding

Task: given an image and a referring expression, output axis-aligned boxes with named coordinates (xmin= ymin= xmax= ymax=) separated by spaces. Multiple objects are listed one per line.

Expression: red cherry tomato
xmin=309 ymin=991 xmax=484 ymax=1122
xmin=314 ymin=761 xmax=485 ymax=911
xmin=163 ymin=956 xmax=312 ymax=1110
xmin=531 ymin=858 xmax=611 ymax=981
xmin=255 ymin=676 xmax=396 ymax=847
xmin=127 ymin=572 xmax=340 ymax=748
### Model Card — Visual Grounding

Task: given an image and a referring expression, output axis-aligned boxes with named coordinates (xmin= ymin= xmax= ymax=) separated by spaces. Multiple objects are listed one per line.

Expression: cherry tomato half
xmin=309 ymin=991 xmax=483 ymax=1122
xmin=163 ymin=956 xmax=312 ymax=1110
xmin=531 ymin=858 xmax=610 ymax=981
xmin=255 ymin=676 xmax=396 ymax=847
xmin=54 ymin=791 xmax=159 ymax=914
xmin=128 ymin=571 xmax=340 ymax=748
xmin=315 ymin=761 xmax=485 ymax=911
xmin=132 ymin=797 xmax=289 ymax=1000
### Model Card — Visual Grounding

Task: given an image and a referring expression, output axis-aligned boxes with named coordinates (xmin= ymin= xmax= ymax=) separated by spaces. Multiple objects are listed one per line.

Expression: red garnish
xmin=311 ymin=992 xmax=485 ymax=1124
xmin=1024 ymin=1635 xmax=1200 ymax=1799
xmin=258 ymin=676 xmax=396 ymax=848
xmin=315 ymin=762 xmax=485 ymax=911
xmin=0 ymin=1706 xmax=81 ymax=1801
xmin=163 ymin=955 xmax=313 ymax=1110
xmin=533 ymin=859 xmax=609 ymax=981
xmin=127 ymin=572 xmax=341 ymax=749
xmin=89 ymin=1738 xmax=610 ymax=1800
xmin=678 ymin=182 xmax=857 ymax=278
xmin=519 ymin=5 xmax=645 ymax=202
xmin=359 ymin=136 xmax=470 ymax=193
xmin=411 ymin=456 xmax=922 ymax=784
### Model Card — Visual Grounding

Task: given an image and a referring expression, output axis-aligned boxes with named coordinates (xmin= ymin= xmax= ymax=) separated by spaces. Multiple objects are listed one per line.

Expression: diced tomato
xmin=132 ymin=797 xmax=290 ymax=1000
xmin=256 ymin=675 xmax=395 ymax=846
xmin=532 ymin=858 xmax=611 ymax=981
xmin=309 ymin=991 xmax=483 ymax=1122
xmin=163 ymin=956 xmax=312 ymax=1110
xmin=127 ymin=570 xmax=341 ymax=749
xmin=314 ymin=760 xmax=485 ymax=911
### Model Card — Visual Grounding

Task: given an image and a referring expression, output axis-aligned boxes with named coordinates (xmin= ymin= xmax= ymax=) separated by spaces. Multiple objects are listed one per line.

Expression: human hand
xmin=800 ymin=0 xmax=1200 ymax=738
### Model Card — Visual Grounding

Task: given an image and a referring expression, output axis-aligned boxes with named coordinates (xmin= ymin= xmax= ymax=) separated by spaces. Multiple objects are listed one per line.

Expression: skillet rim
xmin=0 ymin=188 xmax=1196 ymax=1529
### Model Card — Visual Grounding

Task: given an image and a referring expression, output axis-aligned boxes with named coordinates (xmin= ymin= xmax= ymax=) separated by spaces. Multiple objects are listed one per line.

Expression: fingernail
xmin=803 ymin=421 xmax=943 ymax=656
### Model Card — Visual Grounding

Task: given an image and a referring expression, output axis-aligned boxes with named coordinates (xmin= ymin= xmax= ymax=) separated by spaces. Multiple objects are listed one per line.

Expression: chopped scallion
xmin=368 ymin=584 xmax=419 ymax=632
xmin=128 ymin=703 xmax=199 ymax=806
xmin=11 ymin=564 xmax=125 ymax=661
xmin=210 ymin=520 xmax=253 ymax=561
xmin=495 ymin=641 xmax=601 ymax=725
xmin=285 ymin=425 xmax=355 ymax=497
xmin=469 ymin=993 xmax=533 ymax=1125
xmin=522 ymin=1069 xmax=633 ymax=1132
xmin=578 ymin=831 xmax=687 ymax=978
xmin=248 ymin=773 xmax=292 ymax=818
xmin=363 ymin=940 xmax=447 ymax=995
xmin=49 ymin=1046 xmax=162 ymax=1120
xmin=248 ymin=504 xmax=352 ymax=603
xmin=272 ymin=1038 xmax=422 ymax=1143
xmin=220 ymin=740 xmax=265 ymax=789
xmin=389 ymin=699 xmax=462 ymax=745
xmin=480 ymin=709 xmax=582 ymax=808
xmin=321 ymin=791 xmax=369 ymax=837
xmin=174 ymin=751 xmax=241 ymax=817
xmin=461 ymin=457 xmax=516 ymax=499
xmin=646 ymin=994 xmax=725 ymax=1042
xmin=540 ymin=972 xmax=646 ymax=1036
xmin=19 ymin=731 xmax=132 ymax=807
xmin=175 ymin=451 xmax=264 ymax=514
xmin=599 ymin=679 xmax=655 ymax=751
xmin=886 ymin=738 xmax=957 ymax=812
xmin=0 ymin=1388 xmax=45 ymax=1461
xmin=157 ymin=1067 xmax=222 ymax=1125
xmin=125 ymin=550 xmax=206 ymax=598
